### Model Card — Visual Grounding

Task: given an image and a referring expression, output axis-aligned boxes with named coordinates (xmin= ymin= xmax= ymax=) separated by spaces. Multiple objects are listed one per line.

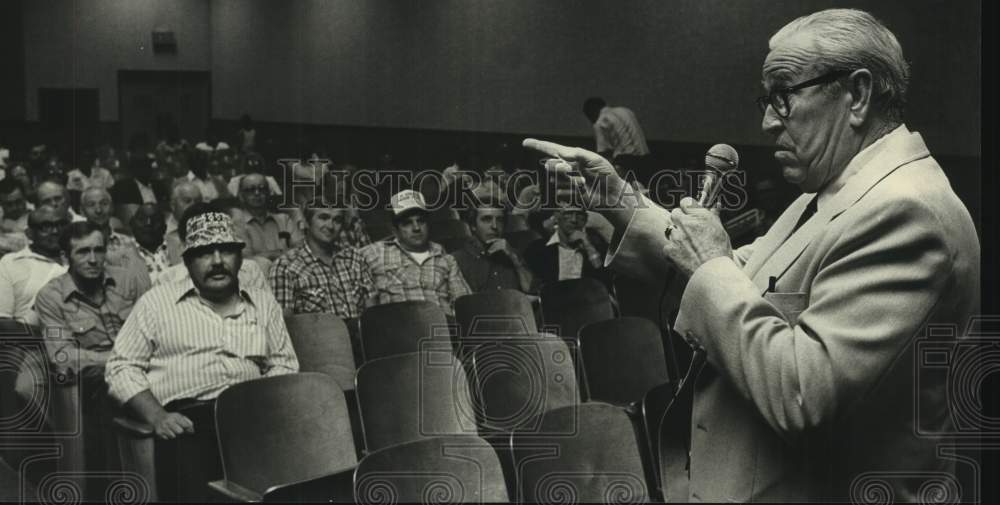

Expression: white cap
xmin=390 ymin=189 xmax=428 ymax=217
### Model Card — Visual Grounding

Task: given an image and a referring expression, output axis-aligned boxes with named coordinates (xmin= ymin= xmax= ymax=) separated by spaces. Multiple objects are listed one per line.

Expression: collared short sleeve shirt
xmin=358 ymin=240 xmax=471 ymax=316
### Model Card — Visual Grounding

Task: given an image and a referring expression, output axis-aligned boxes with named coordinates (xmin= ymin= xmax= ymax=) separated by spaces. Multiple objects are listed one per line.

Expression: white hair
xmin=770 ymin=8 xmax=910 ymax=123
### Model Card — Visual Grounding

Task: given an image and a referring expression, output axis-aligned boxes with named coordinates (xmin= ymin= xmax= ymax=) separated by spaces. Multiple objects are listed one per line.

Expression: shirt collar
xmin=463 ymin=236 xmax=487 ymax=256
xmin=57 ymin=272 xmax=117 ymax=303
xmin=244 ymin=211 xmax=276 ymax=225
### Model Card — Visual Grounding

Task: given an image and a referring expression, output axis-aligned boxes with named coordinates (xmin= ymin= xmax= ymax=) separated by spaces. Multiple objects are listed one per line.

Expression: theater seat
xmin=353 ymin=436 xmax=508 ymax=503
xmin=355 ymin=351 xmax=477 ymax=454
xmin=359 ymin=301 xmax=451 ymax=362
xmin=208 ymin=373 xmax=358 ymax=502
xmin=509 ymin=402 xmax=649 ymax=503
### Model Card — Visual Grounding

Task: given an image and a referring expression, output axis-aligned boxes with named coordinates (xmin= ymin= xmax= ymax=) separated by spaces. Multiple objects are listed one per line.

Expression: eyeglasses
xmin=755 ymin=69 xmax=853 ymax=118
xmin=242 ymin=185 xmax=270 ymax=194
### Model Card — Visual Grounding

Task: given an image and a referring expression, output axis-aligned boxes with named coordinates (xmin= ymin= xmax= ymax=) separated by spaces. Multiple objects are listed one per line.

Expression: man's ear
xmin=846 ymin=68 xmax=875 ymax=127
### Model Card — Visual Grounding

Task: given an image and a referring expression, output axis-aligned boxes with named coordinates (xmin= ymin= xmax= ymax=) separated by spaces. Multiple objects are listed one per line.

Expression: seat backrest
xmin=471 ymin=337 xmax=578 ymax=435
xmin=359 ymin=301 xmax=450 ymax=362
xmin=455 ymin=289 xmax=538 ymax=343
xmin=355 ymin=351 xmax=477 ymax=453
xmin=510 ymin=402 xmax=648 ymax=503
xmin=354 ymin=436 xmax=508 ymax=503
xmin=284 ymin=313 xmax=356 ymax=391
xmin=578 ymin=317 xmax=670 ymax=405
xmin=214 ymin=373 xmax=357 ymax=496
xmin=540 ymin=278 xmax=615 ymax=340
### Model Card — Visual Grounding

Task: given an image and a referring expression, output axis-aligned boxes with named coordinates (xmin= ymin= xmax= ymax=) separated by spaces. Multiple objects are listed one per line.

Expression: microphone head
xmin=705 ymin=144 xmax=739 ymax=172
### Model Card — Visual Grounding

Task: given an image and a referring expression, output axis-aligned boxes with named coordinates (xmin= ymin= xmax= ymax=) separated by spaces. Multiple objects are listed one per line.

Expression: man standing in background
xmin=582 ymin=97 xmax=652 ymax=185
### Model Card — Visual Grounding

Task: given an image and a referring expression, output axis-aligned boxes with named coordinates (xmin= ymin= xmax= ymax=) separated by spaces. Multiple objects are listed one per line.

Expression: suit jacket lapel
xmin=748 ymin=127 xmax=932 ymax=294
xmin=742 ymin=193 xmax=813 ymax=280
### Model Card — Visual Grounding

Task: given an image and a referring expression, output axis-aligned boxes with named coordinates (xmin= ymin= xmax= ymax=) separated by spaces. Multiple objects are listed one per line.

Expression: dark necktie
xmin=791 ymin=195 xmax=818 ymax=234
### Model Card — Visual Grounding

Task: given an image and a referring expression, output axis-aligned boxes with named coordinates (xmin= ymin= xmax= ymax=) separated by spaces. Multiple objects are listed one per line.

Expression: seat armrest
xmin=112 ymin=416 xmax=154 ymax=437
xmin=208 ymin=480 xmax=263 ymax=502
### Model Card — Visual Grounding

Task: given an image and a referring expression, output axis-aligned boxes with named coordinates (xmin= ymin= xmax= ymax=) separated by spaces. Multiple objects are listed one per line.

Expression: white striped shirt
xmin=594 ymin=106 xmax=650 ymax=158
xmin=105 ymin=278 xmax=299 ymax=406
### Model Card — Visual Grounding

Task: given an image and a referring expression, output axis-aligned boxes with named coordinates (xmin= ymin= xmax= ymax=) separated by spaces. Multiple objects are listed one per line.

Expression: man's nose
xmin=761 ymin=106 xmax=783 ymax=136
xmin=211 ymin=249 xmax=224 ymax=263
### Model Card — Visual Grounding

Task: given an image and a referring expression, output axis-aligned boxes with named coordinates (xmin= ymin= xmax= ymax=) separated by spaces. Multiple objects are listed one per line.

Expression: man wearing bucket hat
xmin=105 ymin=205 xmax=298 ymax=499
xmin=358 ymin=189 xmax=470 ymax=316
xmin=154 ymin=201 xmax=270 ymax=289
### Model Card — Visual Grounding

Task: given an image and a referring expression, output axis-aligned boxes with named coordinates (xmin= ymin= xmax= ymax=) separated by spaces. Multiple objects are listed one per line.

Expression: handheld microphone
xmin=663 ymin=144 xmax=740 ymax=395
xmin=697 ymin=143 xmax=739 ymax=208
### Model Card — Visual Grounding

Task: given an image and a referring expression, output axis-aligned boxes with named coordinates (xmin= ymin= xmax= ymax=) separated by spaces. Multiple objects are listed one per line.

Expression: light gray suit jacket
xmin=608 ymin=125 xmax=980 ymax=502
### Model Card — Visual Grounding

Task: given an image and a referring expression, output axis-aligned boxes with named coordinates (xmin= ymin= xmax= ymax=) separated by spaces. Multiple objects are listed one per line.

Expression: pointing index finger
xmin=522 ymin=138 xmax=576 ymax=160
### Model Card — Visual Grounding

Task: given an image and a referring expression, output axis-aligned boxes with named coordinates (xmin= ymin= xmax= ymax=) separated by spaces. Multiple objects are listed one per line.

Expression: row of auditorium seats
xmin=1 ymin=280 xmax=681 ymax=502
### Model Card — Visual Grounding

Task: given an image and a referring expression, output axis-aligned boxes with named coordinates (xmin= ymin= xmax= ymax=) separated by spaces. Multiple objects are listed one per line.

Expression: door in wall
xmin=118 ymin=70 xmax=210 ymax=150
xmin=38 ymin=88 xmax=99 ymax=159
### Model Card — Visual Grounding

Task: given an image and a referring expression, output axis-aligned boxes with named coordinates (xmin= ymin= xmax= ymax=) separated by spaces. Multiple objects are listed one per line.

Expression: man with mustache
xmin=154 ymin=201 xmax=269 ymax=290
xmin=105 ymin=206 xmax=298 ymax=501
xmin=523 ymin=9 xmax=979 ymax=501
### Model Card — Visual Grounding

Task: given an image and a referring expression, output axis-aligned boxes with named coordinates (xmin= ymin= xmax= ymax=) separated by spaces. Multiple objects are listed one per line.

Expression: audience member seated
xmin=0 ymin=178 xmax=30 ymax=255
xmin=155 ymin=202 xmax=268 ymax=289
xmin=0 ymin=206 xmax=71 ymax=325
xmin=35 ymin=222 xmax=145 ymax=478
xmin=165 ymin=181 xmax=203 ymax=265
xmin=269 ymin=204 xmax=372 ymax=320
xmin=80 ymin=188 xmax=147 ymax=281
xmin=37 ymin=180 xmax=87 ymax=223
xmin=109 ymin=150 xmax=159 ymax=227
xmin=359 ymin=190 xmax=471 ymax=317
xmin=237 ymin=172 xmax=302 ymax=268
xmin=129 ymin=203 xmax=170 ymax=285
xmin=524 ymin=205 xmax=612 ymax=290
xmin=165 ymin=149 xmax=219 ymax=203
xmin=104 ymin=210 xmax=298 ymax=500
xmin=451 ymin=192 xmax=534 ymax=293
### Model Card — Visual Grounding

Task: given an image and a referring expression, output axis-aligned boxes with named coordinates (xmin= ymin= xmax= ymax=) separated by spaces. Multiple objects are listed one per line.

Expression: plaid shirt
xmin=358 ymin=239 xmax=471 ymax=316
xmin=269 ymin=243 xmax=372 ymax=319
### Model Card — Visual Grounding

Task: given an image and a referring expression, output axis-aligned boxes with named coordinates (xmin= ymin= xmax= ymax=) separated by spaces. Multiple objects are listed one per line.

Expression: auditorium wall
xmin=209 ymin=0 xmax=980 ymax=157
xmin=21 ymin=0 xmax=212 ymax=122
xmin=20 ymin=0 xmax=979 ymax=157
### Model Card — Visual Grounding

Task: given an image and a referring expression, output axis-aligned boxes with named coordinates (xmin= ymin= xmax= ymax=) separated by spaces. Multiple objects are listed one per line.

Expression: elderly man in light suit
xmin=524 ymin=8 xmax=979 ymax=503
